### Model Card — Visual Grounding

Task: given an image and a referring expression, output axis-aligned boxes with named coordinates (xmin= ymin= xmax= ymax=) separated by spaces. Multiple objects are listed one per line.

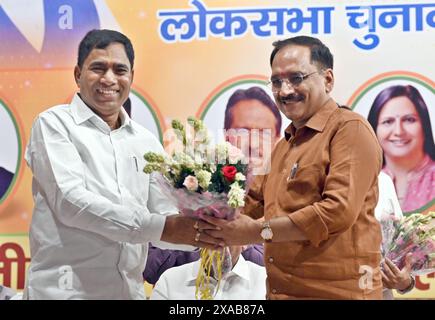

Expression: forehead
xmin=380 ymin=96 xmax=418 ymax=117
xmin=271 ymin=45 xmax=314 ymax=75
xmin=230 ymin=99 xmax=277 ymax=129
xmin=83 ymin=42 xmax=131 ymax=68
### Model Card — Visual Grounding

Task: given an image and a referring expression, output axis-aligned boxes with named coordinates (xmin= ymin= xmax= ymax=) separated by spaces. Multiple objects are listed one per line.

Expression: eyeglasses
xmin=267 ymin=71 xmax=318 ymax=93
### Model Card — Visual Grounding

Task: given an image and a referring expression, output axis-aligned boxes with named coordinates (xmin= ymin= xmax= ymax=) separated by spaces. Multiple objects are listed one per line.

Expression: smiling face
xmin=376 ymin=96 xmax=425 ymax=160
xmin=74 ymin=42 xmax=134 ymax=118
xmin=271 ymin=45 xmax=333 ymax=128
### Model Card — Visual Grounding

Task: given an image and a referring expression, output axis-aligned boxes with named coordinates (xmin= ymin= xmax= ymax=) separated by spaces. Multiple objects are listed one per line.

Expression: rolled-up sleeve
xmin=289 ymin=120 xmax=382 ymax=247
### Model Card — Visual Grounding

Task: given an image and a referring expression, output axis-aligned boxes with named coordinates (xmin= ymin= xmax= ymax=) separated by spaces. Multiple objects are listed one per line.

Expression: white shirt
xmin=150 ymin=255 xmax=267 ymax=300
xmin=375 ymin=172 xmax=403 ymax=221
xmin=24 ymin=94 xmax=190 ymax=300
xmin=375 ymin=172 xmax=403 ymax=300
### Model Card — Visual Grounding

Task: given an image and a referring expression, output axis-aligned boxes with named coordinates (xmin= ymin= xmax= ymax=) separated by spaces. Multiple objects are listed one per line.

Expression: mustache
xmin=279 ymin=94 xmax=305 ymax=103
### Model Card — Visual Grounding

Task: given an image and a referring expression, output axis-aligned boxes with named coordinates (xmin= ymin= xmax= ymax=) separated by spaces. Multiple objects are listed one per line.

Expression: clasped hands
xmin=190 ymin=208 xmax=260 ymax=249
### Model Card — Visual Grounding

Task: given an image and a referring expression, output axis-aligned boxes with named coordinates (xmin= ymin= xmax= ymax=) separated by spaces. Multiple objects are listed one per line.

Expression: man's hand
xmin=381 ymin=253 xmax=413 ymax=291
xmin=160 ymin=215 xmax=225 ymax=250
xmin=200 ymin=212 xmax=262 ymax=246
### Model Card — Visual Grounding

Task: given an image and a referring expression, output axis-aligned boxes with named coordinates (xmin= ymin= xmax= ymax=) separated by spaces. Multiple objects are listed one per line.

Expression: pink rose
xmin=183 ymin=175 xmax=198 ymax=191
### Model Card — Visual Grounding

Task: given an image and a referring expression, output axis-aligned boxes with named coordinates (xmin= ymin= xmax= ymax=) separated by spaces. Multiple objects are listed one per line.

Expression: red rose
xmin=222 ymin=165 xmax=237 ymax=182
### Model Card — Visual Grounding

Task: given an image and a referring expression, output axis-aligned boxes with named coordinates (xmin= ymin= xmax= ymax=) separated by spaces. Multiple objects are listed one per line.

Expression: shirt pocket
xmin=276 ymin=165 xmax=323 ymax=211
xmin=129 ymin=154 xmax=149 ymax=204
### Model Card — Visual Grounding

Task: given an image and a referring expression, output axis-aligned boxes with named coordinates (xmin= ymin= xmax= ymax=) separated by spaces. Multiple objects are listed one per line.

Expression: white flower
xmin=183 ymin=175 xmax=199 ymax=191
xmin=227 ymin=183 xmax=245 ymax=208
xmin=209 ymin=162 xmax=217 ymax=173
xmin=235 ymin=172 xmax=246 ymax=182
xmin=228 ymin=144 xmax=245 ymax=164
xmin=196 ymin=170 xmax=212 ymax=190
xmin=173 ymin=152 xmax=195 ymax=168
xmin=215 ymin=142 xmax=228 ymax=164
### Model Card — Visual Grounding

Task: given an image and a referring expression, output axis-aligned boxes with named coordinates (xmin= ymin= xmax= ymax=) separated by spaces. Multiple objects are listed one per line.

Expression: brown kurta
xmin=245 ymin=99 xmax=383 ymax=299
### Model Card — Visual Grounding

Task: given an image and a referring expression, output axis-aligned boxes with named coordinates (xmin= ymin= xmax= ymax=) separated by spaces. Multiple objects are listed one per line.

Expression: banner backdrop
xmin=0 ymin=0 xmax=434 ymax=298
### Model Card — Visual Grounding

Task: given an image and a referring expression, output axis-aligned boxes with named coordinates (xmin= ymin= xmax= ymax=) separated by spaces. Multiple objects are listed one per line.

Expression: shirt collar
xmin=186 ymin=255 xmax=251 ymax=285
xmin=284 ymin=98 xmax=339 ymax=141
xmin=229 ymin=255 xmax=250 ymax=281
xmin=70 ymin=93 xmax=134 ymax=132
xmin=70 ymin=93 xmax=96 ymax=125
xmin=119 ymin=104 xmax=134 ymax=130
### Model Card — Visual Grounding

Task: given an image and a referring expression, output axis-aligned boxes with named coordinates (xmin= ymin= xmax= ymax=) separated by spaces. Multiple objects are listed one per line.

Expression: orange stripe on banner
xmin=132 ymin=86 xmax=167 ymax=134
xmin=196 ymin=74 xmax=268 ymax=118
xmin=347 ymin=71 xmax=435 ymax=106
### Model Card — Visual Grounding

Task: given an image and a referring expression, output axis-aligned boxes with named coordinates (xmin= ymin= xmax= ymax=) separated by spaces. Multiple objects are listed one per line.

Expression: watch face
xmin=261 ymin=227 xmax=273 ymax=240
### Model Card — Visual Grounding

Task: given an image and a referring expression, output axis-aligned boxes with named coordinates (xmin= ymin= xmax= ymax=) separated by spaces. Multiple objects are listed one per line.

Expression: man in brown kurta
xmin=201 ymin=36 xmax=383 ymax=299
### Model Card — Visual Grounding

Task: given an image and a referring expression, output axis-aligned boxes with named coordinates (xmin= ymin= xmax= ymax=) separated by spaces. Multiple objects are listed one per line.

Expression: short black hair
xmin=224 ymin=86 xmax=282 ymax=135
xmin=270 ymin=36 xmax=333 ymax=70
xmin=77 ymin=29 xmax=135 ymax=69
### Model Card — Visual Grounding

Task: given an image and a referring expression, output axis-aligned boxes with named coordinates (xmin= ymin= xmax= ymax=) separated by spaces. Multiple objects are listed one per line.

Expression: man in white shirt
xmin=150 ymin=246 xmax=266 ymax=300
xmin=24 ymin=29 xmax=219 ymax=300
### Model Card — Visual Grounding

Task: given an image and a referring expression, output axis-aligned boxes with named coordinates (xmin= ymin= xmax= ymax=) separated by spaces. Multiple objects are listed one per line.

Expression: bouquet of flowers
xmin=380 ymin=211 xmax=435 ymax=276
xmin=143 ymin=117 xmax=249 ymax=299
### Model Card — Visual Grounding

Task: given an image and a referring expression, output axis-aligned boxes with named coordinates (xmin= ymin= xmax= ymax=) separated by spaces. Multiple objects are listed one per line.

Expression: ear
xmin=323 ymin=68 xmax=334 ymax=94
xmin=130 ymin=69 xmax=135 ymax=84
xmin=74 ymin=65 xmax=81 ymax=88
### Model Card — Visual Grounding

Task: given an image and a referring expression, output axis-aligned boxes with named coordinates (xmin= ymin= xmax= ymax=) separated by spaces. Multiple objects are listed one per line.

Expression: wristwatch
xmin=260 ymin=220 xmax=273 ymax=243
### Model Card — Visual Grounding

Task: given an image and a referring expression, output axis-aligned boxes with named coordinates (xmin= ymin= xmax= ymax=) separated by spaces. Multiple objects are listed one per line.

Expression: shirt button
xmin=272 ymin=289 xmax=277 ymax=294
xmin=268 ymin=257 xmax=274 ymax=263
